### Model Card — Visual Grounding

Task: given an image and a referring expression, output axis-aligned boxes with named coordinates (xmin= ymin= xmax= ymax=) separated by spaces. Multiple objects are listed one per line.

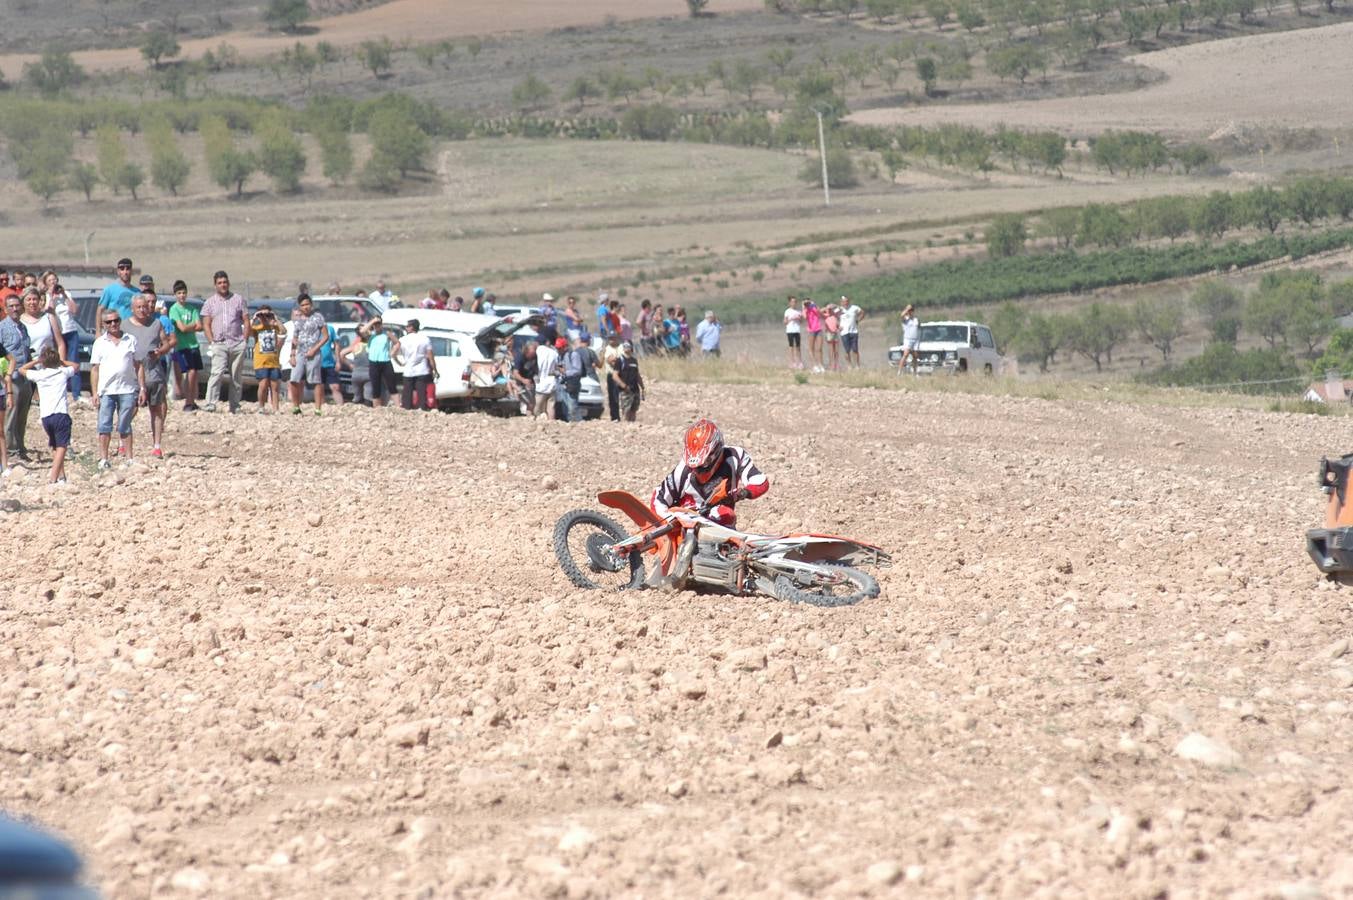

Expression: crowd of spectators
xmin=783 ymin=294 xmax=866 ymax=372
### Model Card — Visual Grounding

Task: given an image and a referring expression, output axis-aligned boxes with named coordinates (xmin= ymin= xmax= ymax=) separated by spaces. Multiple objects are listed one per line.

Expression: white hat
xmin=542 ymin=292 xmax=554 ymax=302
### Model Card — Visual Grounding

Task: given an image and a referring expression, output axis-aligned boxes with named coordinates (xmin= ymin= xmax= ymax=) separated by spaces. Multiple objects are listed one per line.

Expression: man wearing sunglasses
xmin=98 ymin=257 xmax=138 ymax=335
xmin=90 ymin=310 xmax=145 ymax=469
xmin=651 ymin=418 xmax=769 ymax=529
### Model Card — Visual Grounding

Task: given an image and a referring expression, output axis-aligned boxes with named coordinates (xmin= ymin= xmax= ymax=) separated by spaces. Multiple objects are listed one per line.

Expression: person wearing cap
xmin=98 ymin=257 xmax=137 ymax=335
xmin=695 ymin=310 xmax=722 ymax=359
xmin=393 ymin=318 xmax=438 ymax=411
xmin=482 ymin=292 xmax=497 ymax=317
xmin=616 ymin=340 xmax=645 ymax=423
xmin=201 ymin=270 xmax=250 ymax=413
xmin=602 ymin=331 xmax=623 ymax=422
xmin=899 ymin=304 xmax=920 ymax=375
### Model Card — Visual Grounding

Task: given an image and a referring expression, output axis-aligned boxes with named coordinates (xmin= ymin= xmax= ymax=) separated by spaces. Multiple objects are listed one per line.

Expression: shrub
xmin=799 ymin=147 xmax=859 ymax=188
xmin=620 ymin=104 xmax=679 ymax=141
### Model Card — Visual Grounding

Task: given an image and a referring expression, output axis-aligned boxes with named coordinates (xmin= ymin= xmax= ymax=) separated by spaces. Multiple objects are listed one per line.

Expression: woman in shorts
xmin=784 ymin=296 xmax=803 ymax=369
xmin=804 ymin=298 xmax=824 ymax=373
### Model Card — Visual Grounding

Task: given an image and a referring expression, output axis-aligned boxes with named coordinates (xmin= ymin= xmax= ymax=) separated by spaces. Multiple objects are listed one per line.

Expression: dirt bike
xmin=552 ymin=482 xmax=891 ymax=607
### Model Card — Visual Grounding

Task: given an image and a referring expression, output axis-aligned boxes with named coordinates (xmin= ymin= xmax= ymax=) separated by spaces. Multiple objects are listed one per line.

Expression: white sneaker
xmin=97 ymin=459 xmax=111 ymax=471
xmin=0 ymin=467 xmax=11 ymax=478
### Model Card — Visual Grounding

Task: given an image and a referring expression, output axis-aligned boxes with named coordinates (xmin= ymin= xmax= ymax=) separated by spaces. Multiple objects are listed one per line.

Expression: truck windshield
xmin=918 ymin=324 xmax=969 ymax=344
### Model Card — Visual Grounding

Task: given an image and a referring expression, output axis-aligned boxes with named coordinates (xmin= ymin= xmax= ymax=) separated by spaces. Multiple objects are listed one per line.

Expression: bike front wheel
xmin=762 ymin=560 xmax=879 ymax=608
xmin=552 ymin=510 xmax=644 ymax=591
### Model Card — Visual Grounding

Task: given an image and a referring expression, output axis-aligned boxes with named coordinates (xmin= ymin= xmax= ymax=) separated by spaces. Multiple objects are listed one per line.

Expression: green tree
xmin=1138 ymin=196 xmax=1193 ymax=242
xmin=255 ymin=111 xmax=307 ymax=192
xmin=767 ymin=46 xmax=796 ymax=76
xmin=264 ymin=0 xmax=311 ymax=33
xmin=1328 ymin=280 xmax=1353 ymax=318
xmin=1191 ymin=191 xmax=1236 ymax=239
xmin=985 ymin=213 xmax=1027 ymax=258
xmin=987 ymin=42 xmax=1044 ymax=85
xmin=621 ymin=105 xmax=680 ymax=141
xmin=1240 ymin=186 xmax=1285 ymax=234
xmin=563 ymin=75 xmax=602 ymax=109
xmin=1311 ymin=328 xmax=1353 ymax=380
xmin=23 ymin=48 xmax=85 ymax=98
xmin=1077 ymin=203 xmax=1131 ymax=248
xmin=11 ymin=117 xmax=74 ymax=204
xmin=511 ymin=74 xmax=553 ymax=112
xmin=687 ymin=0 xmax=711 ymax=14
xmin=367 ymin=106 xmax=429 ymax=178
xmin=1246 ymin=272 xmax=1328 ymax=355
xmin=1132 ymin=295 xmax=1185 ymax=362
xmin=148 ymin=122 xmax=191 ymax=196
xmin=799 ymin=147 xmax=859 ymax=188
xmin=96 ymin=125 xmax=129 ymax=195
xmin=1068 ymin=302 xmax=1131 ymax=371
xmin=915 ymin=57 xmax=937 ymax=96
xmin=1041 ymin=207 xmax=1080 ymax=249
xmin=1012 ymin=312 xmax=1068 ymax=372
xmin=202 ymin=116 xmax=256 ymax=196
xmin=68 ymin=161 xmax=99 ymax=201
xmin=141 ymin=30 xmax=180 ymax=69
xmin=1191 ymin=280 xmax=1243 ymax=345
xmin=120 ymin=163 xmax=145 ymax=200
xmin=988 ymin=301 xmax=1027 ymax=350
xmin=315 ymin=125 xmax=353 ymax=184
xmin=357 ymin=38 xmax=394 ymax=78
xmin=1284 ymin=176 xmax=1328 ymax=226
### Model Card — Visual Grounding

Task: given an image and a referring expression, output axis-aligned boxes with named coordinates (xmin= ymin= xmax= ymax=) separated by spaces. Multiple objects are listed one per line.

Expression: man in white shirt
xmin=533 ymin=340 xmax=559 ymax=421
xmin=90 ymin=308 xmax=145 ymax=469
xmin=837 ymin=295 xmax=865 ymax=369
xmin=393 ymin=318 xmax=438 ymax=411
xmin=370 ymin=280 xmax=393 ymax=314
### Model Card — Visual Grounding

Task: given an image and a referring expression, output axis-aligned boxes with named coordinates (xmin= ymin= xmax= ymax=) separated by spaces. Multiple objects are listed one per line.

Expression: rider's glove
xmin=734 ymin=487 xmax=752 ymax=502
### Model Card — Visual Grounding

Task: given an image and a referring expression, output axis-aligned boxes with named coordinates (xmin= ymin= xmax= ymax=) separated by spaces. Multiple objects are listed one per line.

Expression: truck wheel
xmin=957 ymin=358 xmax=969 ymax=373
xmin=983 ymin=363 xmax=993 ymax=376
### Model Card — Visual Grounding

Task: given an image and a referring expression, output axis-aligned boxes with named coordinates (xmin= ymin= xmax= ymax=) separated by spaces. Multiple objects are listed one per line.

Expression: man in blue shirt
xmin=98 ymin=257 xmax=138 ymax=333
xmin=596 ymin=293 xmax=612 ymax=339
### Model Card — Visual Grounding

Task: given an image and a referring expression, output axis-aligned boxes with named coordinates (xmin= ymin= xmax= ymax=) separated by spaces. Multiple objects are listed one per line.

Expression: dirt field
xmin=0 ymin=0 xmax=764 ymax=81
xmin=3 ymin=381 xmax=1353 ymax=897
xmin=852 ymin=21 xmax=1353 ymax=139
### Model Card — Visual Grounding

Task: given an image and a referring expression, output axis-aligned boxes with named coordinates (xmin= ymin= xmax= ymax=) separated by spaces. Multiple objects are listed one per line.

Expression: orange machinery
xmin=1308 ymin=455 xmax=1353 ymax=574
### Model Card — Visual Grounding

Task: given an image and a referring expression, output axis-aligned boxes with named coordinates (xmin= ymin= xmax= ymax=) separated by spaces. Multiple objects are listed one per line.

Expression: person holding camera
xmin=249 ymin=305 xmax=286 ymax=413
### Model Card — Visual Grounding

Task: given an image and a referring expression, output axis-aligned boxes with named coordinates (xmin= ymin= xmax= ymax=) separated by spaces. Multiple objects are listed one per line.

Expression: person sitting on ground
xmin=651 ymin=418 xmax=769 ymax=528
xmin=18 ymin=346 xmax=77 ymax=484
xmin=249 ymin=305 xmax=286 ymax=412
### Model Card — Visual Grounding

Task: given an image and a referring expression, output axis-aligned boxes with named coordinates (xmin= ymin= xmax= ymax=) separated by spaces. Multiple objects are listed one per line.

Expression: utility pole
xmin=84 ymin=231 xmax=95 ymax=266
xmin=815 ymin=109 xmax=830 ymax=207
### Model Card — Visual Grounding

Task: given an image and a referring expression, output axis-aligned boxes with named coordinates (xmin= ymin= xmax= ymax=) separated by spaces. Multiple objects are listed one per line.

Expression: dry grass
xmin=639 ymin=355 xmax=1349 ymax=414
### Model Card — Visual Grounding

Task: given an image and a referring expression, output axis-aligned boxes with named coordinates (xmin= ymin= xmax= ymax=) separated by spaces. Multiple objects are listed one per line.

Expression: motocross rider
xmin=652 ymin=418 xmax=769 ymax=528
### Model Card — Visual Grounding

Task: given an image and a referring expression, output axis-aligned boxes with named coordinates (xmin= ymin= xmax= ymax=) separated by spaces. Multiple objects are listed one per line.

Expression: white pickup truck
xmin=888 ymin=320 xmax=1001 ymax=375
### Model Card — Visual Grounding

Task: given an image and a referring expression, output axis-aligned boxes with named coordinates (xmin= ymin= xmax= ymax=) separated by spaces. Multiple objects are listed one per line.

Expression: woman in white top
xmin=783 ymin=295 xmax=804 ymax=370
xmin=21 ymin=288 xmax=66 ymax=361
xmin=43 ymin=272 xmax=80 ymax=399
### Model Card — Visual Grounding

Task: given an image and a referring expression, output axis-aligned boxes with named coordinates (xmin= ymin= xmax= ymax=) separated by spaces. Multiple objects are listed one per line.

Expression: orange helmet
xmin=684 ymin=418 xmax=724 ymax=479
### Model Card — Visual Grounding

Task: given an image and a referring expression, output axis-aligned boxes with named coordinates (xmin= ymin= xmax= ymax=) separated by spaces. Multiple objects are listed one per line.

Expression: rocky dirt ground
xmin=3 ymin=381 xmax=1353 ymax=898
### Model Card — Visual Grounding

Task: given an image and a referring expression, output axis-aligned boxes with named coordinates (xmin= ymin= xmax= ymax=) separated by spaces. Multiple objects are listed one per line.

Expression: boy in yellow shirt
xmin=249 ymin=305 xmax=286 ymax=412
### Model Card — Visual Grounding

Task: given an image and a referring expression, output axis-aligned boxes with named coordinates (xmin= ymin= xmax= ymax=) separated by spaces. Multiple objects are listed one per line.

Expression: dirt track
xmin=852 ymin=21 xmax=1353 ymax=138
xmin=4 ymin=381 xmax=1353 ymax=897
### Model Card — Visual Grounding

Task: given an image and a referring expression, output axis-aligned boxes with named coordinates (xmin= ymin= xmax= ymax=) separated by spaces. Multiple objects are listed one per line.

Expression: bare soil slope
xmin=852 ymin=21 xmax=1353 ymax=138
xmin=3 ymin=383 xmax=1352 ymax=897
xmin=0 ymin=0 xmax=764 ymax=80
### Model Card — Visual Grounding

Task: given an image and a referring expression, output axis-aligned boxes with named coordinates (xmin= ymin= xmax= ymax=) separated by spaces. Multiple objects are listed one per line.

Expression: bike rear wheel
xmin=767 ymin=561 xmax=878 ymax=608
xmin=553 ymin=510 xmax=644 ymax=591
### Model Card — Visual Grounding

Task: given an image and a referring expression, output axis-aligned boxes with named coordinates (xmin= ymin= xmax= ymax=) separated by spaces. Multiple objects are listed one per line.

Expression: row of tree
xmin=986 ymin=269 xmax=1353 ymax=376
xmin=7 ymin=103 xmax=436 ymax=203
xmin=985 ymin=177 xmax=1353 ymax=259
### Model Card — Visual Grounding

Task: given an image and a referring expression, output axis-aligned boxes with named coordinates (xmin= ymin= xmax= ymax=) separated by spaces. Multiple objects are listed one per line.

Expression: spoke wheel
xmin=553 ymin=510 xmax=643 ymax=591
xmin=769 ymin=562 xmax=879 ymax=608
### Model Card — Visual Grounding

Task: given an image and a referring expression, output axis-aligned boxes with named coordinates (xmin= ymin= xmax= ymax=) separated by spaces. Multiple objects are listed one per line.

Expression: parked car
xmin=888 ymin=320 xmax=1001 ymax=375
